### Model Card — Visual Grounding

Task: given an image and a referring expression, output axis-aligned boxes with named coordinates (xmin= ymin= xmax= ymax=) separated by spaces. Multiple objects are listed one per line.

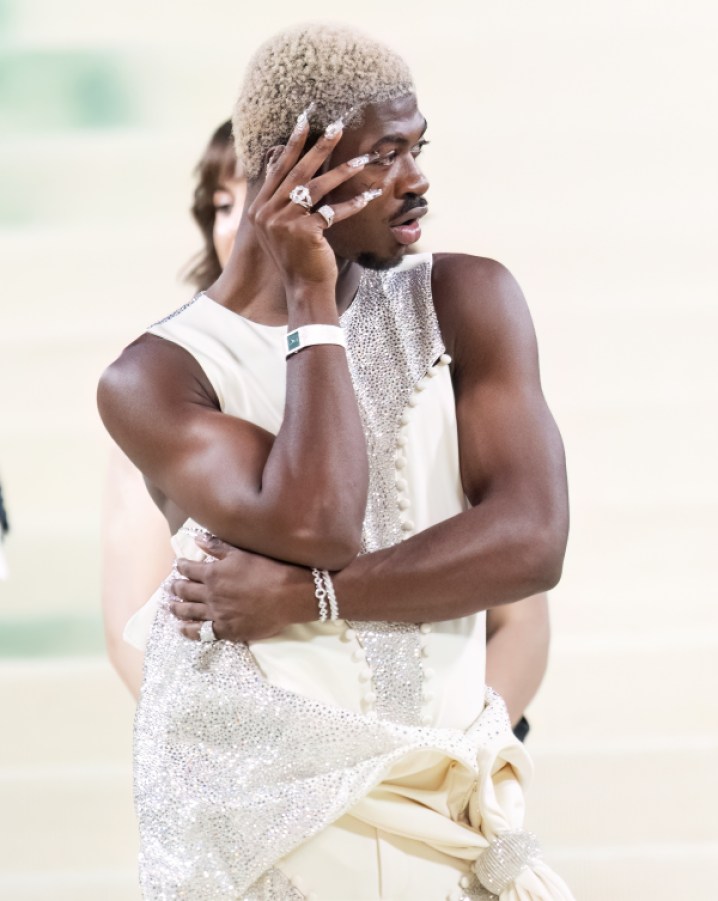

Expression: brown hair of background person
xmin=183 ymin=120 xmax=237 ymax=290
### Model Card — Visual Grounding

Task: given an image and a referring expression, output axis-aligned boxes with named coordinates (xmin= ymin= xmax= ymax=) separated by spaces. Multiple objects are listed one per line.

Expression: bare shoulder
xmin=97 ymin=333 xmax=218 ymax=448
xmin=431 ymin=252 xmax=538 ymax=376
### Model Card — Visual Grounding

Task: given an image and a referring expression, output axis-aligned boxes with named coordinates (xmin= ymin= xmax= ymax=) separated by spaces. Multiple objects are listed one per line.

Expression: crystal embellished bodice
xmin=340 ymin=262 xmax=445 ymax=726
xmin=134 ymin=255 xmax=499 ymax=900
xmin=145 ymin=254 xmax=473 ymax=729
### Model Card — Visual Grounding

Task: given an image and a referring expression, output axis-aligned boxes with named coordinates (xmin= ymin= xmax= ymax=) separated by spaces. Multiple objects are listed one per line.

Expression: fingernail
xmin=324 ymin=118 xmax=344 ymax=138
xmin=295 ymin=102 xmax=315 ymax=130
xmin=347 ymin=152 xmax=377 ymax=169
xmin=361 ymin=188 xmax=383 ymax=202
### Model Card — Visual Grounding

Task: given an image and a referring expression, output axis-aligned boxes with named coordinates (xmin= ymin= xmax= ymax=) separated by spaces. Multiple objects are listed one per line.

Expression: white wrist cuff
xmin=286 ymin=324 xmax=346 ymax=357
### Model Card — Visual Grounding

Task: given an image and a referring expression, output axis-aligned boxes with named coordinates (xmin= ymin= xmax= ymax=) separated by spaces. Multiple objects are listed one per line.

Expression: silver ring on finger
xmin=289 ymin=184 xmax=313 ymax=210
xmin=199 ymin=620 xmax=218 ymax=643
xmin=317 ymin=204 xmax=335 ymax=228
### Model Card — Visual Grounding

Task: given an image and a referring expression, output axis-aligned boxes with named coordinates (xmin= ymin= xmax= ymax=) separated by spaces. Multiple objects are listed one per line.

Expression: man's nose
xmin=401 ymin=158 xmax=429 ymax=197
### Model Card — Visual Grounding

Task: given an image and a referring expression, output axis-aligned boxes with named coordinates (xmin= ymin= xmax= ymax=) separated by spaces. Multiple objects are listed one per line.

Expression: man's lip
xmin=389 ymin=206 xmax=428 ymax=228
xmin=390 ymin=220 xmax=422 ymax=246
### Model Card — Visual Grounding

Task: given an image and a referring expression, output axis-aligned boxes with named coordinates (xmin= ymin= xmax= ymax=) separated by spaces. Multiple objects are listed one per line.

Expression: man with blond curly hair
xmin=99 ymin=22 xmax=572 ymax=900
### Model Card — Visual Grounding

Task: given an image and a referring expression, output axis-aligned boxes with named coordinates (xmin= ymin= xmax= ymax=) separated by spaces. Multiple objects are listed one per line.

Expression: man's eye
xmin=373 ymin=151 xmax=398 ymax=167
xmin=214 ymin=203 xmax=233 ymax=214
xmin=372 ymin=141 xmax=430 ymax=166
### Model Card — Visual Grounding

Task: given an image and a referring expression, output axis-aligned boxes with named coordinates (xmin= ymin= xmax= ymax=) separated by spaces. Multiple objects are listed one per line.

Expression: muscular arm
xmin=172 ymin=254 xmax=569 ymax=638
xmin=98 ymin=319 xmax=367 ymax=571
xmin=331 ymin=254 xmax=568 ymax=620
xmin=485 ymin=594 xmax=550 ymax=726
xmin=98 ymin=122 xmax=378 ymax=572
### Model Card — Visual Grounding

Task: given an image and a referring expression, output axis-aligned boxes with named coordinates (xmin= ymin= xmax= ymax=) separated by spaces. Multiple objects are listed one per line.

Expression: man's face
xmin=325 ymin=94 xmax=430 ymax=270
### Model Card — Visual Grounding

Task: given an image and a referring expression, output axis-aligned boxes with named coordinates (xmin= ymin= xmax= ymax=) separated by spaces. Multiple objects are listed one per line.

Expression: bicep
xmin=435 ymin=255 xmax=567 ymax=523
xmin=97 ymin=339 xmax=279 ymax=549
xmin=450 ymin=263 xmax=564 ymax=507
xmin=456 ymin=367 xmax=565 ymax=509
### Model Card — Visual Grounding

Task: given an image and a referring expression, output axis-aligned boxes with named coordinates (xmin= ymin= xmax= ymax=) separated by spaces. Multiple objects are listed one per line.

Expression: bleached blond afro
xmin=233 ymin=23 xmax=415 ymax=181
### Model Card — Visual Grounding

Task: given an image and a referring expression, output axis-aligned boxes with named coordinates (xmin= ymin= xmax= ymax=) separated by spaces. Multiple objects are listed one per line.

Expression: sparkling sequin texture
xmin=137 ymin=601 xmax=516 ymax=900
xmin=342 ymin=262 xmax=443 ymax=556
xmin=342 ymin=261 xmax=444 ymax=724
xmin=133 ymin=263 xmax=525 ymax=898
xmin=447 ymin=872 xmax=499 ymax=901
xmin=473 ymin=830 xmax=542 ymax=896
xmin=149 ymin=293 xmax=201 ymax=328
xmin=243 ymin=867 xmax=305 ymax=900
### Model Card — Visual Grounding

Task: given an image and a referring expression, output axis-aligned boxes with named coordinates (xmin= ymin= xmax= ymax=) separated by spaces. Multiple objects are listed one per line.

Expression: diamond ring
xmin=289 ymin=185 xmax=313 ymax=210
xmin=199 ymin=620 xmax=217 ymax=642
xmin=317 ymin=204 xmax=335 ymax=228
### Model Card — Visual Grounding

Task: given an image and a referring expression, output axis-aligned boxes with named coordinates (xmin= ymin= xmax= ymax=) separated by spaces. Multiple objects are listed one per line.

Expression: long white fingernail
xmin=295 ymin=102 xmax=315 ymax=129
xmin=361 ymin=188 xmax=383 ymax=202
xmin=348 ymin=152 xmax=377 ymax=168
xmin=324 ymin=118 xmax=344 ymax=138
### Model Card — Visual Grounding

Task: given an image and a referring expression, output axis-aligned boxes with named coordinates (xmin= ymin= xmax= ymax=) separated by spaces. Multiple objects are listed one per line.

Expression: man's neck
xmin=208 ymin=221 xmax=362 ymax=325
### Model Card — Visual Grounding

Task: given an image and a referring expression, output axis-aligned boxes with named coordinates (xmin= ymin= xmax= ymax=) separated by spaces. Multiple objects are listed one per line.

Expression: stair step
xmin=527 ymin=745 xmax=717 ymax=845
xmin=0 ymin=765 xmax=137 ymax=872
xmin=526 ymin=639 xmax=718 ymax=742
xmin=0 ymin=659 xmax=134 ymax=766
xmin=0 ymin=870 xmax=140 ymax=901
xmin=546 ymin=843 xmax=718 ymax=901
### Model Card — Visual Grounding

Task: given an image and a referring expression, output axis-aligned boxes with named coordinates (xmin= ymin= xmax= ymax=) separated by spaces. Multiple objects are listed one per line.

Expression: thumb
xmin=195 ymin=534 xmax=232 ymax=559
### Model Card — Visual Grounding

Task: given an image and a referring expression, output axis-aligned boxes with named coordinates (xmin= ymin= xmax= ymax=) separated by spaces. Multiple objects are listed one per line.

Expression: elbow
xmin=289 ymin=522 xmax=362 ymax=571
xmin=521 ymin=517 xmax=568 ymax=594
xmin=282 ymin=495 xmax=364 ymax=571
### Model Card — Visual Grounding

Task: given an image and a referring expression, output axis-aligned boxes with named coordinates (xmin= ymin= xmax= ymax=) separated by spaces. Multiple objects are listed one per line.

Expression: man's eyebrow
xmin=370 ymin=120 xmax=428 ymax=150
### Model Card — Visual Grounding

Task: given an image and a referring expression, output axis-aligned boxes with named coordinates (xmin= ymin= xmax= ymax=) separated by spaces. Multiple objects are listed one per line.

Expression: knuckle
xmin=204 ymin=566 xmax=217 ymax=589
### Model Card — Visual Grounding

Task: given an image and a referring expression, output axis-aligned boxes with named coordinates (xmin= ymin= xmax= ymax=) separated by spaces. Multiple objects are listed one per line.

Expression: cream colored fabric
xmin=126 ymin=255 xmax=574 ymax=899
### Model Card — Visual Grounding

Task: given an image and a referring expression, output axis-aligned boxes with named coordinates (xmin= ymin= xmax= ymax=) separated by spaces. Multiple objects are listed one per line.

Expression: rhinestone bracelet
xmin=311 ymin=568 xmax=340 ymax=622
xmin=324 ymin=570 xmax=339 ymax=621
xmin=311 ymin=568 xmax=329 ymax=622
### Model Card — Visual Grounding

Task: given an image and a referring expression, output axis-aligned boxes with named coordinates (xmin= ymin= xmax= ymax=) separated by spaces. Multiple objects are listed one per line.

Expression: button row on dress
xmin=394 ymin=356 xmax=452 ymax=539
xmin=418 ymin=622 xmax=434 ymax=726
xmin=341 ymin=625 xmax=377 ymax=714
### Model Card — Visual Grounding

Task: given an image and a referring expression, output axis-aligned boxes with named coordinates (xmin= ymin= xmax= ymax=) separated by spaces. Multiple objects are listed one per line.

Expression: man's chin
xmin=356 ymin=250 xmax=405 ymax=272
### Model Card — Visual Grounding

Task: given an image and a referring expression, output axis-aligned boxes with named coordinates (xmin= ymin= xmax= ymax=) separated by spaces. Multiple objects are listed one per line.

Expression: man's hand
xmin=169 ymin=536 xmax=316 ymax=643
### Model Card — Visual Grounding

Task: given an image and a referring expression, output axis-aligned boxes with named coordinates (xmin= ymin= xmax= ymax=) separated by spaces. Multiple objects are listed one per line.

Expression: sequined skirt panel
xmin=134 ymin=592 xmax=524 ymax=899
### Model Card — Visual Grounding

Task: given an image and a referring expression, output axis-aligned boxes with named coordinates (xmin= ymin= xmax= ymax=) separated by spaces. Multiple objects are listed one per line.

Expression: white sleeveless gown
xmin=125 ymin=254 xmax=574 ymax=901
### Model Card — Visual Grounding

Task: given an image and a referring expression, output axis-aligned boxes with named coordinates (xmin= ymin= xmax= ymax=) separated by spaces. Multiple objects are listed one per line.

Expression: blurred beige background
xmin=1 ymin=1 xmax=716 ymax=898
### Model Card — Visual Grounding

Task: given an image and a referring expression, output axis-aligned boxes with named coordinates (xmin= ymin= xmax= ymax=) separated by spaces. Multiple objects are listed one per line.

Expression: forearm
xmin=257 ymin=290 xmax=368 ymax=564
xmin=334 ymin=498 xmax=565 ymax=622
xmin=485 ymin=594 xmax=550 ymax=726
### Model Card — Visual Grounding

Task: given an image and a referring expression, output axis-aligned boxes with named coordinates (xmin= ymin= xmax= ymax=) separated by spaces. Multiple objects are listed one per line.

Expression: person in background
xmin=101 ymin=121 xmax=246 ymax=695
